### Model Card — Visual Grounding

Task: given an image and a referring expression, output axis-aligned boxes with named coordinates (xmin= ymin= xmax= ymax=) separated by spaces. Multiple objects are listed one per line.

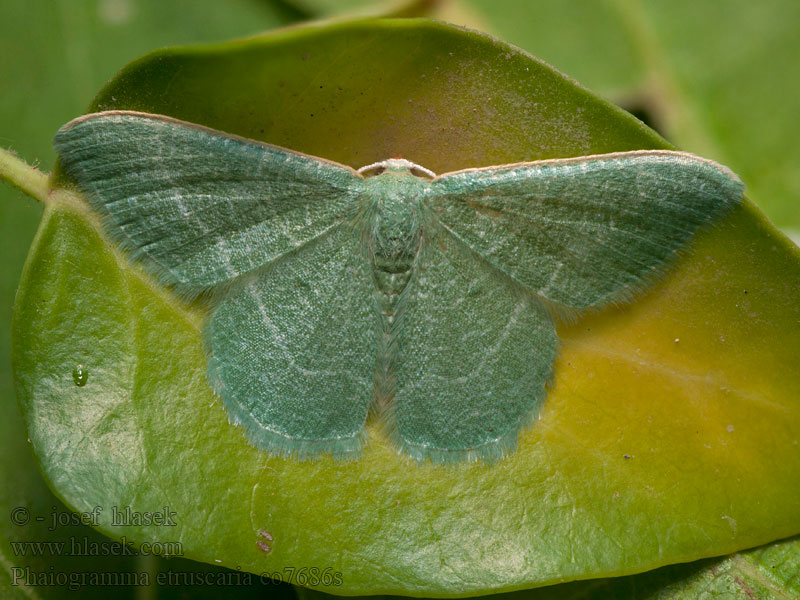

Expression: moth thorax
xmin=371 ymin=194 xmax=423 ymax=271
xmin=373 ymin=225 xmax=420 ymax=269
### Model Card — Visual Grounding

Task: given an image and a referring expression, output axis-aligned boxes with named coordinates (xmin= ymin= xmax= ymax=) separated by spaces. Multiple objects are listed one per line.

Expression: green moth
xmin=54 ymin=111 xmax=744 ymax=463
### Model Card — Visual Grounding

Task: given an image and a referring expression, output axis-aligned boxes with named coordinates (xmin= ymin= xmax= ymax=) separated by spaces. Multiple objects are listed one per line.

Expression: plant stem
xmin=0 ymin=146 xmax=49 ymax=203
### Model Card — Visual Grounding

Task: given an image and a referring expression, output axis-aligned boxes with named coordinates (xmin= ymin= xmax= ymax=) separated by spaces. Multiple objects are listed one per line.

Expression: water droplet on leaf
xmin=72 ymin=365 xmax=88 ymax=387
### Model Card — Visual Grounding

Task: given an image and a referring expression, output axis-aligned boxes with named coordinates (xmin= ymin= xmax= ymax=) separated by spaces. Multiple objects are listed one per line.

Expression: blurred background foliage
xmin=1 ymin=0 xmax=798 ymax=597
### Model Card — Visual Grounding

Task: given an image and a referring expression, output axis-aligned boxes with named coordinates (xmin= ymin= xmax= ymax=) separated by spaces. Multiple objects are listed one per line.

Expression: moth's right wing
xmin=54 ymin=111 xmax=364 ymax=295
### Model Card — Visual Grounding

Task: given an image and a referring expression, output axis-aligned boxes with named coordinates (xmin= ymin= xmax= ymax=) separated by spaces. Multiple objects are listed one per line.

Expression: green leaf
xmin=11 ymin=18 xmax=800 ymax=597
xmin=295 ymin=535 xmax=800 ymax=599
xmin=443 ymin=0 xmax=800 ymax=232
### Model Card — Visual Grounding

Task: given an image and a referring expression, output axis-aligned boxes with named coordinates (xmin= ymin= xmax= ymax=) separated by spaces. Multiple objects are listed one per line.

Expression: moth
xmin=54 ymin=111 xmax=743 ymax=463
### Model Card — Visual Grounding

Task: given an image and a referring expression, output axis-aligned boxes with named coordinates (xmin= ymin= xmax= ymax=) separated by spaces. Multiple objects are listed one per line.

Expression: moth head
xmin=357 ymin=158 xmax=436 ymax=180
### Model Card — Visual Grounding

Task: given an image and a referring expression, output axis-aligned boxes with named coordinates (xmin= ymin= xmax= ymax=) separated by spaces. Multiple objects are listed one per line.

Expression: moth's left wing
xmin=54 ymin=111 xmax=363 ymax=295
xmin=429 ymin=151 xmax=743 ymax=310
